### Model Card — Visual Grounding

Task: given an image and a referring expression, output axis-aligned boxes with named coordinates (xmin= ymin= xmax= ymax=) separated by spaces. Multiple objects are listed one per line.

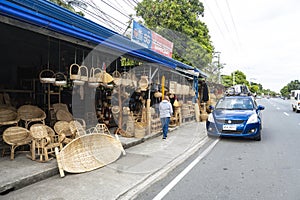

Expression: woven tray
xmin=55 ymin=133 xmax=125 ymax=177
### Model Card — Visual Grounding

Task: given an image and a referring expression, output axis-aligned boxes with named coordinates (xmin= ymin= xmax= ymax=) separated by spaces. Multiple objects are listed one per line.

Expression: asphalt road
xmin=135 ymin=98 xmax=300 ymax=200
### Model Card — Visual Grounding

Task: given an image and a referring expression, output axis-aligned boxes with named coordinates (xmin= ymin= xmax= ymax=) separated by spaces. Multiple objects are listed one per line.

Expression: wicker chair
xmin=17 ymin=105 xmax=46 ymax=129
xmin=29 ymin=124 xmax=63 ymax=162
xmin=2 ymin=126 xmax=32 ymax=160
xmin=0 ymin=107 xmax=19 ymax=127
xmin=54 ymin=121 xmax=75 ymax=145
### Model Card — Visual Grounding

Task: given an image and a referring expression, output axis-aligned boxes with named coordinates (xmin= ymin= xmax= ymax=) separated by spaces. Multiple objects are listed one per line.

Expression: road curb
xmin=116 ymin=135 xmax=209 ymax=200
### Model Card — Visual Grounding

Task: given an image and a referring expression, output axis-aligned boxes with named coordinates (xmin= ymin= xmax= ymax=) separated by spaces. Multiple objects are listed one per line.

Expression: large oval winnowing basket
xmin=55 ymin=133 xmax=124 ymax=177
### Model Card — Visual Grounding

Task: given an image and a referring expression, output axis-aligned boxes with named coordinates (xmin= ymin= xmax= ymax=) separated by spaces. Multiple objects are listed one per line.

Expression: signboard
xmin=131 ymin=20 xmax=173 ymax=58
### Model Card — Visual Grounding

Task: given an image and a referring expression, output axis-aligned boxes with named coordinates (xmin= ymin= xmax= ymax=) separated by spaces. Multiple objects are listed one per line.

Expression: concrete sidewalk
xmin=1 ymin=121 xmax=208 ymax=200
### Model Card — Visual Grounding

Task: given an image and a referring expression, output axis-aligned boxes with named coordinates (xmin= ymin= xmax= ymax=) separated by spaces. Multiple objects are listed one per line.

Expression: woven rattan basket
xmin=69 ymin=63 xmax=81 ymax=80
xmin=112 ymin=71 xmax=121 ymax=86
xmin=53 ymin=72 xmax=67 ymax=87
xmin=139 ymin=76 xmax=149 ymax=91
xmin=55 ymin=133 xmax=125 ymax=177
xmin=39 ymin=69 xmax=56 ymax=83
xmin=79 ymin=66 xmax=88 ymax=82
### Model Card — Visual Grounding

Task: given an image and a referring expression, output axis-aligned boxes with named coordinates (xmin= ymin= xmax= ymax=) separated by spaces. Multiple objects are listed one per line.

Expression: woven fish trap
xmin=39 ymin=69 xmax=55 ymax=84
xmin=55 ymin=133 xmax=124 ymax=177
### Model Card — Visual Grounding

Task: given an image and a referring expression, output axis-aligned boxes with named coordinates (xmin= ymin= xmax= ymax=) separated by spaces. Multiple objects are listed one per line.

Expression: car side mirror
xmin=209 ymin=105 xmax=214 ymax=111
xmin=257 ymin=105 xmax=265 ymax=110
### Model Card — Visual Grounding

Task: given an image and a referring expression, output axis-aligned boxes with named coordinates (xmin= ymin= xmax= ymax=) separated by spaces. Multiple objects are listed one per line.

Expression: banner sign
xmin=131 ymin=20 xmax=173 ymax=58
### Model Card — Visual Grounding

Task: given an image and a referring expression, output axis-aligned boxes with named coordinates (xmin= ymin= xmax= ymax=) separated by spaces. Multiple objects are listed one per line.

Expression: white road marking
xmin=284 ymin=112 xmax=289 ymax=116
xmin=152 ymin=139 xmax=220 ymax=200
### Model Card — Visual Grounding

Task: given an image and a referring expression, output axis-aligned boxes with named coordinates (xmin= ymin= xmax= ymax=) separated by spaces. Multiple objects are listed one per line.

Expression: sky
xmin=201 ymin=0 xmax=300 ymax=92
xmin=84 ymin=0 xmax=300 ymax=93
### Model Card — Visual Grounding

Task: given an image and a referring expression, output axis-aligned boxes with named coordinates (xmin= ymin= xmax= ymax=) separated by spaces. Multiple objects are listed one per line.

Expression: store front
xmin=0 ymin=0 xmax=207 ymax=163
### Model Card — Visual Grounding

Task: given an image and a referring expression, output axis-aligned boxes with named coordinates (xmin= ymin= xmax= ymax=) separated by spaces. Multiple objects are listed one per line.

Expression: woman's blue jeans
xmin=161 ymin=117 xmax=170 ymax=138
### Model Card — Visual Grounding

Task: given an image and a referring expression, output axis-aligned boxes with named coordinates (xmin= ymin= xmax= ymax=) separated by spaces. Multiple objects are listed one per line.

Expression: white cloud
xmin=203 ymin=0 xmax=300 ymax=92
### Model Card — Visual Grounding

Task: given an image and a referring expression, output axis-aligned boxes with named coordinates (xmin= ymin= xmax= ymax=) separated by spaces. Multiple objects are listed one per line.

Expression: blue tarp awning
xmin=0 ymin=0 xmax=206 ymax=76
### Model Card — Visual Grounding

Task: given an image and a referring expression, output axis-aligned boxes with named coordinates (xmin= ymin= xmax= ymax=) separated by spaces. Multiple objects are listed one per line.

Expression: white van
xmin=290 ymin=90 xmax=300 ymax=112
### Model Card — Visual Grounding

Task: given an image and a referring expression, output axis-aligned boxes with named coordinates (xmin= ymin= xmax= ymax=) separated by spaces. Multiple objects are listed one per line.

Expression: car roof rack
xmin=225 ymin=85 xmax=251 ymax=96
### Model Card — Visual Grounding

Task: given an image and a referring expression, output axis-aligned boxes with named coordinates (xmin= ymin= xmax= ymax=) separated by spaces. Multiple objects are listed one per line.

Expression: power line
xmin=203 ymin=0 xmax=225 ymax=39
xmin=225 ymin=0 xmax=241 ymax=49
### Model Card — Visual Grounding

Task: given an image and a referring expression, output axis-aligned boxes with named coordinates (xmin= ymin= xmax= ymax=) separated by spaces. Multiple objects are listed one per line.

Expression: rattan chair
xmin=17 ymin=105 xmax=46 ymax=129
xmin=29 ymin=124 xmax=63 ymax=162
xmin=2 ymin=126 xmax=32 ymax=160
xmin=0 ymin=107 xmax=19 ymax=127
xmin=54 ymin=121 xmax=75 ymax=145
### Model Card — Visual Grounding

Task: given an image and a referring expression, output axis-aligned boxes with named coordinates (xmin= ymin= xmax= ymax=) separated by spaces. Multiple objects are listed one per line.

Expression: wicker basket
xmin=176 ymin=84 xmax=182 ymax=94
xmin=169 ymin=81 xmax=177 ymax=94
xmin=53 ymin=72 xmax=67 ymax=87
xmin=139 ymin=76 xmax=149 ymax=91
xmin=121 ymin=72 xmax=131 ymax=86
xmin=79 ymin=66 xmax=88 ymax=82
xmin=55 ymin=133 xmax=125 ymax=177
xmin=39 ymin=69 xmax=55 ymax=83
xmin=112 ymin=71 xmax=121 ymax=86
xmin=88 ymin=68 xmax=101 ymax=88
xmin=101 ymin=71 xmax=114 ymax=84
xmin=69 ymin=63 xmax=81 ymax=80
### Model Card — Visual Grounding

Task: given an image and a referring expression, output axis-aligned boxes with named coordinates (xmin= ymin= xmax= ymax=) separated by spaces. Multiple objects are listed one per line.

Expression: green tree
xmin=280 ymin=80 xmax=300 ymax=97
xmin=49 ymin=0 xmax=84 ymax=16
xmin=135 ymin=0 xmax=214 ymax=70
xmin=280 ymin=86 xmax=289 ymax=98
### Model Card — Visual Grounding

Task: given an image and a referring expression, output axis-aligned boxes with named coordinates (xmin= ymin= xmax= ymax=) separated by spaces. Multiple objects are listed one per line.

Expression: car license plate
xmin=223 ymin=124 xmax=237 ymax=131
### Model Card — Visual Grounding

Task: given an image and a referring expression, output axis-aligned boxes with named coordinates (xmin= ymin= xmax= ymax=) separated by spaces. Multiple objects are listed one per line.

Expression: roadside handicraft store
xmin=0 ymin=0 xmax=208 ymax=176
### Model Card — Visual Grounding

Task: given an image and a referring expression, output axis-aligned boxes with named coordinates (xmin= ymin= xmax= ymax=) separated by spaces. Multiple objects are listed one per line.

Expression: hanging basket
xmin=176 ymin=83 xmax=182 ymax=95
xmin=169 ymin=81 xmax=177 ymax=94
xmin=88 ymin=67 xmax=97 ymax=83
xmin=69 ymin=63 xmax=81 ymax=80
xmin=112 ymin=71 xmax=121 ymax=86
xmin=102 ymin=71 xmax=114 ymax=84
xmin=79 ymin=66 xmax=88 ymax=82
xmin=53 ymin=72 xmax=67 ymax=87
xmin=94 ymin=68 xmax=103 ymax=83
xmin=88 ymin=67 xmax=100 ymax=88
xmin=121 ymin=72 xmax=130 ymax=86
xmin=154 ymin=91 xmax=162 ymax=98
xmin=39 ymin=69 xmax=55 ymax=83
xmin=139 ymin=75 xmax=149 ymax=91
